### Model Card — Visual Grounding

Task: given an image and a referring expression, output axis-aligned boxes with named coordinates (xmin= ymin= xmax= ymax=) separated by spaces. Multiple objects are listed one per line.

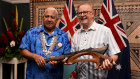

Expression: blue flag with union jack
xmin=58 ymin=0 xmax=80 ymax=41
xmin=98 ymin=0 xmax=131 ymax=79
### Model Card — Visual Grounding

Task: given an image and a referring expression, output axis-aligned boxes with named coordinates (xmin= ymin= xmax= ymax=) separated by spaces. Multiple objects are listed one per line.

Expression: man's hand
xmin=33 ymin=54 xmax=46 ymax=67
xmin=48 ymin=56 xmax=59 ymax=66
xmin=100 ymin=54 xmax=118 ymax=70
xmin=100 ymin=59 xmax=116 ymax=70
xmin=62 ymin=57 xmax=73 ymax=65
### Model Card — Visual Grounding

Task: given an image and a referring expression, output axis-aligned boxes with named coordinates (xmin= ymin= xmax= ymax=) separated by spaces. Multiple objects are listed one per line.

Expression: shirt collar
xmin=80 ymin=21 xmax=97 ymax=32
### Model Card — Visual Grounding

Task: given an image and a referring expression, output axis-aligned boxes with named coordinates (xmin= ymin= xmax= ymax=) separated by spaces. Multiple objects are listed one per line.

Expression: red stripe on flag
xmin=99 ymin=18 xmax=104 ymax=23
xmin=117 ymin=26 xmax=125 ymax=34
xmin=69 ymin=0 xmax=71 ymax=14
xmin=60 ymin=18 xmax=65 ymax=24
xmin=72 ymin=71 xmax=75 ymax=79
xmin=108 ymin=0 xmax=110 ymax=12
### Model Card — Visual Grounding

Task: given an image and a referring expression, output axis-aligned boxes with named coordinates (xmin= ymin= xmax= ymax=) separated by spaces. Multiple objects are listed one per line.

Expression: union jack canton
xmin=58 ymin=0 xmax=80 ymax=41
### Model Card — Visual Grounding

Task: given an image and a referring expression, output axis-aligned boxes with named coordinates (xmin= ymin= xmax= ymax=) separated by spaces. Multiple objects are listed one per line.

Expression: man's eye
xmin=51 ymin=16 xmax=55 ymax=19
xmin=78 ymin=12 xmax=81 ymax=14
xmin=45 ymin=15 xmax=55 ymax=19
xmin=77 ymin=12 xmax=82 ymax=15
xmin=77 ymin=11 xmax=89 ymax=15
xmin=45 ymin=16 xmax=49 ymax=18
xmin=83 ymin=11 xmax=88 ymax=14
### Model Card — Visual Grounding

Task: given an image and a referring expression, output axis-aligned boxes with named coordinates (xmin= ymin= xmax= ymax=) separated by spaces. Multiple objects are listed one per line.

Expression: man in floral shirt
xmin=19 ymin=7 xmax=71 ymax=79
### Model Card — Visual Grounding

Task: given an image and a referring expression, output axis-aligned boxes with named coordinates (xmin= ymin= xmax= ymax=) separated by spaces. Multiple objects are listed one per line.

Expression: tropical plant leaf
xmin=19 ymin=18 xmax=24 ymax=32
xmin=16 ymin=5 xmax=18 ymax=27
xmin=2 ymin=17 xmax=8 ymax=30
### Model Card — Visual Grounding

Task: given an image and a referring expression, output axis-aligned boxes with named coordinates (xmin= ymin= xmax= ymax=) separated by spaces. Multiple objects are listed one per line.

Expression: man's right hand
xmin=33 ymin=54 xmax=46 ymax=67
xmin=63 ymin=57 xmax=73 ymax=65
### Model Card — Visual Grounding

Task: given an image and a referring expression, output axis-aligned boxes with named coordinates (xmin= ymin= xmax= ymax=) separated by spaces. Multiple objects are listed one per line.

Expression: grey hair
xmin=77 ymin=3 xmax=94 ymax=12
xmin=43 ymin=7 xmax=58 ymax=17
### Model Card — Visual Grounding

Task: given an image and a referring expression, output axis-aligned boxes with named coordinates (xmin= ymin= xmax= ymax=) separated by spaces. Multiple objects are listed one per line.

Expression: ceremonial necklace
xmin=40 ymin=31 xmax=57 ymax=56
xmin=43 ymin=33 xmax=55 ymax=47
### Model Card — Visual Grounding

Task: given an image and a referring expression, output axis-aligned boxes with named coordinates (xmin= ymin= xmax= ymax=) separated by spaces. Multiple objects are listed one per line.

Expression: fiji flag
xmin=58 ymin=0 xmax=80 ymax=79
xmin=58 ymin=0 xmax=80 ymax=41
xmin=98 ymin=0 xmax=131 ymax=79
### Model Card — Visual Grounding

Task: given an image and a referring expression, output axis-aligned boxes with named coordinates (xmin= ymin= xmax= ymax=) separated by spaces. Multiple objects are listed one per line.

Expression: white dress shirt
xmin=71 ymin=21 xmax=120 ymax=79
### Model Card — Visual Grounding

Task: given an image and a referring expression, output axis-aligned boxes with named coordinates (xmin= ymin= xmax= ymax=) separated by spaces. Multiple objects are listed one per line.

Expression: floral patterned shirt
xmin=19 ymin=25 xmax=71 ymax=79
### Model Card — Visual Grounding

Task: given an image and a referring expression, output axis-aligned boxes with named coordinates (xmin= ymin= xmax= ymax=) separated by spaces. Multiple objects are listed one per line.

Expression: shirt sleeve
xmin=106 ymin=28 xmax=121 ymax=56
xmin=19 ymin=30 xmax=31 ymax=51
xmin=63 ymin=33 xmax=71 ymax=54
xmin=71 ymin=32 xmax=77 ymax=52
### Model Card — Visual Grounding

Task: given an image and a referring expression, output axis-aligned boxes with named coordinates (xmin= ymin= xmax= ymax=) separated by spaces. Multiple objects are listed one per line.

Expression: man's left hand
xmin=100 ymin=59 xmax=116 ymax=70
xmin=48 ymin=56 xmax=59 ymax=66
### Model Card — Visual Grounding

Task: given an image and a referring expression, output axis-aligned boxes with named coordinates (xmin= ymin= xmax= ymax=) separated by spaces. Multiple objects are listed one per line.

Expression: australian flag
xmin=98 ymin=0 xmax=131 ymax=79
xmin=58 ymin=0 xmax=80 ymax=41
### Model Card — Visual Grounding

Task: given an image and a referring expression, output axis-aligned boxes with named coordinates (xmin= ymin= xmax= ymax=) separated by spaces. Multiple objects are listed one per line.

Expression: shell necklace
xmin=40 ymin=31 xmax=57 ymax=56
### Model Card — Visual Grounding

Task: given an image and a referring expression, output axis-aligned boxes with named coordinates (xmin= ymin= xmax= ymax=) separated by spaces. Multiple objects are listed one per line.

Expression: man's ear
xmin=56 ymin=18 xmax=60 ymax=27
xmin=56 ymin=18 xmax=59 ymax=22
xmin=92 ymin=11 xmax=95 ymax=18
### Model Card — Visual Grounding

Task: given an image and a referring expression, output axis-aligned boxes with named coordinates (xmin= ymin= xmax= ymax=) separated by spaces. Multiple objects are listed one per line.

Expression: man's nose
xmin=47 ymin=17 xmax=52 ymax=21
xmin=80 ymin=13 xmax=85 ymax=16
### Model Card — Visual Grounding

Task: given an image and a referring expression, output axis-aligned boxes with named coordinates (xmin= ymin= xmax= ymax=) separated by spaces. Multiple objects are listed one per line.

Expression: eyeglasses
xmin=77 ymin=11 xmax=92 ymax=15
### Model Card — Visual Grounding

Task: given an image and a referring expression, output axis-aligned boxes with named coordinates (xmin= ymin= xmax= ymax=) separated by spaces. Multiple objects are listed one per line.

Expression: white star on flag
xmin=115 ymin=64 xmax=122 ymax=71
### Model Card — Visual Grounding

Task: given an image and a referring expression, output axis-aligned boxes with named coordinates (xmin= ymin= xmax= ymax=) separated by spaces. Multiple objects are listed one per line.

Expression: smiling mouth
xmin=47 ymin=22 xmax=52 ymax=25
xmin=80 ymin=17 xmax=87 ymax=21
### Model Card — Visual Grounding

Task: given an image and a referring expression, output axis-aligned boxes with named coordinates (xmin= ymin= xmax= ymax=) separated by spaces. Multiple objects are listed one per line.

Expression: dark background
xmin=0 ymin=1 xmax=30 ymax=79
xmin=0 ymin=0 xmax=30 ymax=36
